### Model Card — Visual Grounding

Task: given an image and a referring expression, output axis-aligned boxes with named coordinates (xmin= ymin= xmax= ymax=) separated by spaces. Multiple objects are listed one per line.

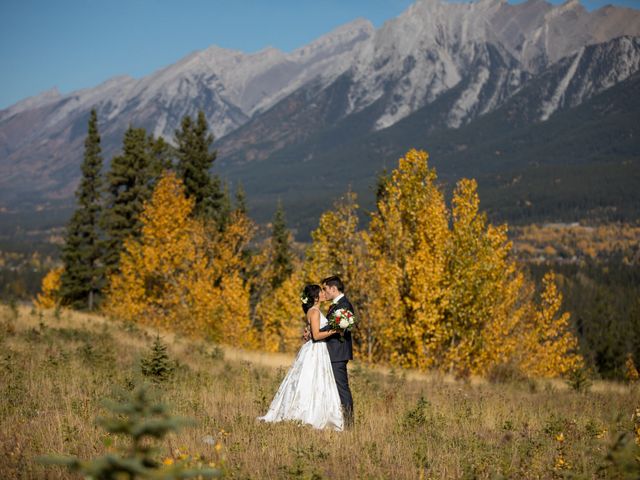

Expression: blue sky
xmin=1 ymin=0 xmax=638 ymax=109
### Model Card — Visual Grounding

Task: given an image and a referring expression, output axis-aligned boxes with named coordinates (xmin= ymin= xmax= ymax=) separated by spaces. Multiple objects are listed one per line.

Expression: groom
xmin=320 ymin=275 xmax=355 ymax=428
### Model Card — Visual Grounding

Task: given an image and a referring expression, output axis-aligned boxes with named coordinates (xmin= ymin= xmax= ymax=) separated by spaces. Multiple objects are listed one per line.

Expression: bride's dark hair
xmin=301 ymin=284 xmax=321 ymax=314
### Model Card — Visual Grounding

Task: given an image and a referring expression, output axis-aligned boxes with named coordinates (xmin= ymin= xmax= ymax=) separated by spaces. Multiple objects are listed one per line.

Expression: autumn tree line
xmin=36 ymin=110 xmax=589 ymax=379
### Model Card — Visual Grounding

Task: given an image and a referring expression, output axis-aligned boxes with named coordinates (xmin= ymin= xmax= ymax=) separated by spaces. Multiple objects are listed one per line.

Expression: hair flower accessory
xmin=300 ymin=292 xmax=309 ymax=305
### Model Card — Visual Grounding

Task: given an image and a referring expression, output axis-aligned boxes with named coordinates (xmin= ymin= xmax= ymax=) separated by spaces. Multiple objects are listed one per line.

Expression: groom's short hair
xmin=322 ymin=275 xmax=344 ymax=293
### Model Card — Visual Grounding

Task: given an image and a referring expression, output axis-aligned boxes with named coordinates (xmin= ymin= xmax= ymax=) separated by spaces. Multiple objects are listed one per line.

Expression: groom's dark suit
xmin=320 ymin=294 xmax=354 ymax=427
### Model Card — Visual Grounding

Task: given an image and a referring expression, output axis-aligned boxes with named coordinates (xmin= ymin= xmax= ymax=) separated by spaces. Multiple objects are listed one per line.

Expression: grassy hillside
xmin=1 ymin=304 xmax=639 ymax=479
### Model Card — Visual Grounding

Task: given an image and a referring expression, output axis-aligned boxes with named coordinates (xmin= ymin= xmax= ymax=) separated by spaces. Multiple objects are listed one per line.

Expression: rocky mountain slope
xmin=1 ymin=0 xmax=639 ymax=236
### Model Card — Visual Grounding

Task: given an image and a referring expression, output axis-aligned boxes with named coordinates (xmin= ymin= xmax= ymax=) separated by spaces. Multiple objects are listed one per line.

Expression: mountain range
xmin=1 ymin=0 xmax=639 ymax=238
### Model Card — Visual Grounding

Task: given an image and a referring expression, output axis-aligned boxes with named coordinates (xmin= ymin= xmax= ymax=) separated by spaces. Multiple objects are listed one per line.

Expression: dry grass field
xmin=1 ymin=304 xmax=638 ymax=479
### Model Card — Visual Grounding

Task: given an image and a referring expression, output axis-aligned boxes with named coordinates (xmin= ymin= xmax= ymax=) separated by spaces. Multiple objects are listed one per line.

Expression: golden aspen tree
xmin=365 ymin=149 xmax=449 ymax=368
xmin=216 ymin=271 xmax=258 ymax=349
xmin=105 ymin=171 xmax=203 ymax=332
xmin=303 ymin=191 xmax=378 ymax=361
xmin=443 ymin=178 xmax=524 ymax=375
xmin=104 ymin=172 xmax=257 ymax=346
xmin=206 ymin=211 xmax=255 ymax=280
xmin=304 ymin=190 xmax=362 ymax=282
xmin=517 ymin=271 xmax=583 ymax=377
xmin=206 ymin=210 xmax=259 ymax=349
xmin=35 ymin=266 xmax=64 ymax=309
xmin=256 ymin=269 xmax=306 ymax=353
xmin=299 ymin=149 xmax=582 ymax=377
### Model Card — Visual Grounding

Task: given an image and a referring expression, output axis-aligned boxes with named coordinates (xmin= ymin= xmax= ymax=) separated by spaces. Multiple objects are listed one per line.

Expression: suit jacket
xmin=319 ymin=294 xmax=354 ymax=362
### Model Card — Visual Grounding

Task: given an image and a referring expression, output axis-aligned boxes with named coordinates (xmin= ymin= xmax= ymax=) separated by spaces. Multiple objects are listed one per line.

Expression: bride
xmin=257 ymin=284 xmax=344 ymax=431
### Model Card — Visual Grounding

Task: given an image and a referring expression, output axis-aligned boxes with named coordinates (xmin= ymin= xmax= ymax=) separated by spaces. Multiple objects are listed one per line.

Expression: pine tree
xmin=140 ymin=335 xmax=175 ymax=383
xmin=566 ymin=364 xmax=592 ymax=392
xmin=235 ymin=182 xmax=247 ymax=215
xmin=248 ymin=201 xmax=295 ymax=336
xmin=148 ymin=135 xmax=174 ymax=174
xmin=38 ymin=385 xmax=220 ymax=479
xmin=175 ymin=111 xmax=224 ymax=226
xmin=218 ymin=181 xmax=232 ymax=231
xmin=270 ymin=201 xmax=294 ymax=290
xmin=101 ymin=126 xmax=155 ymax=277
xmin=59 ymin=109 xmax=104 ymax=309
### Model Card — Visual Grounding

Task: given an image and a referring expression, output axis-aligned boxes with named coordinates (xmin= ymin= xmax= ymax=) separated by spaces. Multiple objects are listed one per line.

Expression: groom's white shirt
xmin=332 ymin=293 xmax=344 ymax=304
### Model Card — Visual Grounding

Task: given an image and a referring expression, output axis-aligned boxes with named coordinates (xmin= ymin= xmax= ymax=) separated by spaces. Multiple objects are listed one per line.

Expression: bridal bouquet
xmin=327 ymin=308 xmax=356 ymax=342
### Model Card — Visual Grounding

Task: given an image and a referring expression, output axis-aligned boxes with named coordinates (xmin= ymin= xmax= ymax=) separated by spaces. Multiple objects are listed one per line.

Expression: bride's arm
xmin=308 ymin=310 xmax=336 ymax=341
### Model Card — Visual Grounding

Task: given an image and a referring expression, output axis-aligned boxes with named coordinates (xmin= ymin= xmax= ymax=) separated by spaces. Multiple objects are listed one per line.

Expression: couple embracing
xmin=258 ymin=275 xmax=355 ymax=431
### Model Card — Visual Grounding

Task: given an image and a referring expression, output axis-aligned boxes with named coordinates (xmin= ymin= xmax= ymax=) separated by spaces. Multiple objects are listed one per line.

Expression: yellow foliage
xmin=101 ymin=152 xmax=584 ymax=378
xmin=442 ymin=178 xmax=524 ymax=376
xmin=626 ymin=354 xmax=640 ymax=383
xmin=511 ymin=222 xmax=640 ymax=265
xmin=517 ymin=272 xmax=583 ymax=377
xmin=305 ymin=190 xmax=363 ymax=281
xmin=633 ymin=407 xmax=640 ymax=446
xmin=216 ymin=271 xmax=258 ymax=349
xmin=304 ymin=190 xmax=379 ymax=361
xmin=104 ymin=171 xmax=256 ymax=348
xmin=308 ymin=149 xmax=583 ymax=378
xmin=365 ymin=149 xmax=449 ymax=369
xmin=255 ymin=270 xmax=306 ymax=353
xmin=35 ymin=266 xmax=64 ymax=309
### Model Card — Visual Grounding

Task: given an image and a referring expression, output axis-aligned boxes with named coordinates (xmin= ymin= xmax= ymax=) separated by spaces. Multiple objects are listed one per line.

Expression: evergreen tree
xmin=140 ymin=335 xmax=175 ymax=383
xmin=270 ymin=201 xmax=293 ymax=289
xmin=148 ymin=135 xmax=174 ymax=174
xmin=102 ymin=126 xmax=155 ymax=277
xmin=39 ymin=385 xmax=221 ymax=479
xmin=174 ymin=111 xmax=224 ymax=226
xmin=59 ymin=109 xmax=104 ymax=309
xmin=252 ymin=201 xmax=299 ymax=353
xmin=218 ymin=181 xmax=232 ymax=231
xmin=235 ymin=182 xmax=247 ymax=215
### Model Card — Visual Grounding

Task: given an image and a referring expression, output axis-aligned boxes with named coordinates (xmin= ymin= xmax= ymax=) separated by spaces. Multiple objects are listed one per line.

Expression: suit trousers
xmin=331 ymin=360 xmax=354 ymax=426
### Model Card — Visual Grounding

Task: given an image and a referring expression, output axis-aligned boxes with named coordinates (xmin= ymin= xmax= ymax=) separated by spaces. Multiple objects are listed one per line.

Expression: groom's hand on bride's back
xmin=302 ymin=326 xmax=311 ymax=342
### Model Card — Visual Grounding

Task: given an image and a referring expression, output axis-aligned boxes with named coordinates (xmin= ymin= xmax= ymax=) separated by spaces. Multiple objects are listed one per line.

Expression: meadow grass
xmin=0 ymin=304 xmax=638 ymax=479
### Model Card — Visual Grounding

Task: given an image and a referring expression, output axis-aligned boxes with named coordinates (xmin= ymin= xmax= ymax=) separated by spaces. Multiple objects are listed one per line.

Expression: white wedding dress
xmin=258 ymin=307 xmax=344 ymax=431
